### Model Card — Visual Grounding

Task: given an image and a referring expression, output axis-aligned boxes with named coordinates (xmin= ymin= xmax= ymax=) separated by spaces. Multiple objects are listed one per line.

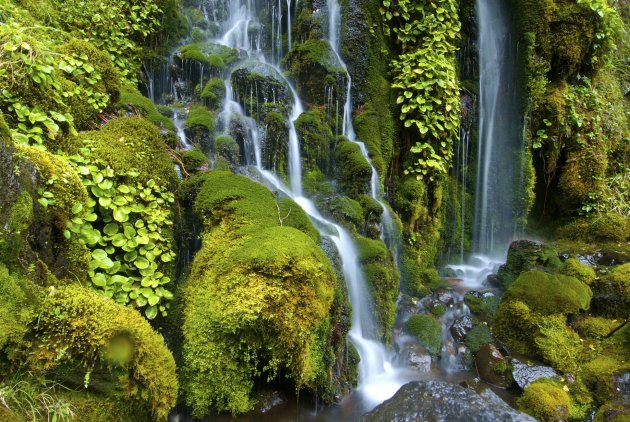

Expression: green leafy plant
xmin=382 ymin=0 xmax=461 ymax=181
xmin=64 ymin=141 xmax=175 ymax=319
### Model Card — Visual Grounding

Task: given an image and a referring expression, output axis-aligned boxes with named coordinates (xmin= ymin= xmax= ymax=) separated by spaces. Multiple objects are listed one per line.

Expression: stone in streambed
xmin=360 ymin=380 xmax=536 ymax=422
xmin=450 ymin=315 xmax=474 ymax=342
xmin=474 ymin=344 xmax=511 ymax=388
xmin=511 ymin=359 xmax=559 ymax=389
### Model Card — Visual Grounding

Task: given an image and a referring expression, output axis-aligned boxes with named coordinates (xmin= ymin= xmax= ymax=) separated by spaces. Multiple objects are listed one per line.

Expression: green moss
xmin=464 ymin=293 xmax=499 ymax=319
xmin=576 ymin=316 xmax=622 ymax=339
xmin=497 ymin=241 xmax=562 ymax=288
xmin=117 ymin=85 xmax=176 ymax=132
xmin=335 ymin=137 xmax=371 ymax=197
xmin=277 ymin=197 xmax=320 ymax=243
xmin=559 ymin=214 xmax=630 ymax=243
xmin=30 ymin=284 xmax=178 ymax=420
xmin=406 ymin=314 xmax=442 ymax=355
xmin=15 ymin=144 xmax=88 ymax=230
xmin=0 ymin=265 xmax=38 ymax=352
xmin=518 ymin=378 xmax=571 ymax=422
xmin=185 ymin=105 xmax=215 ymax=149
xmin=493 ymin=300 xmax=539 ymax=356
xmin=295 ymin=108 xmax=333 ymax=174
xmin=181 ymin=149 xmax=208 ymax=173
xmin=0 ymin=114 xmax=11 ymax=141
xmin=534 ymin=314 xmax=584 ymax=372
xmin=561 ymin=257 xmax=596 ymax=284
xmin=464 ymin=324 xmax=494 ymax=353
xmin=430 ymin=303 xmax=446 ymax=317
xmin=330 ymin=196 xmax=365 ymax=233
xmin=503 ymin=270 xmax=592 ymax=315
xmin=180 ymin=171 xmax=339 ymax=416
xmin=591 ymin=263 xmax=630 ymax=318
xmin=594 ymin=402 xmax=630 ymax=422
xmin=59 ymin=391 xmax=150 ymax=422
xmin=201 ymin=77 xmax=225 ymax=110
xmin=78 ymin=116 xmax=177 ymax=187
xmin=214 ymin=134 xmax=240 ymax=165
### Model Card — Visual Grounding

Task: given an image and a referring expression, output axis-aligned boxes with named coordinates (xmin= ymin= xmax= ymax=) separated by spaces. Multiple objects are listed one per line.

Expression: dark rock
xmin=614 ymin=372 xmax=630 ymax=403
xmin=437 ymin=291 xmax=456 ymax=306
xmin=486 ymin=273 xmax=501 ymax=287
xmin=475 ymin=344 xmax=511 ymax=388
xmin=450 ymin=315 xmax=474 ymax=342
xmin=511 ymin=359 xmax=559 ymax=389
xmin=253 ymin=390 xmax=286 ymax=414
xmin=360 ymin=381 xmax=536 ymax=422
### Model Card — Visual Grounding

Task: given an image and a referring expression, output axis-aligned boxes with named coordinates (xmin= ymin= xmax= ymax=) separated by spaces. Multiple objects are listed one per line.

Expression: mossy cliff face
xmin=513 ymin=0 xmax=628 ymax=232
xmin=177 ymin=171 xmax=351 ymax=416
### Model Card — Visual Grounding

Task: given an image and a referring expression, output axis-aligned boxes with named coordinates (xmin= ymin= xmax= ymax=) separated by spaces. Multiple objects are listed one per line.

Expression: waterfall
xmin=324 ymin=0 xmax=405 ymax=404
xmin=474 ymin=0 xmax=523 ymax=255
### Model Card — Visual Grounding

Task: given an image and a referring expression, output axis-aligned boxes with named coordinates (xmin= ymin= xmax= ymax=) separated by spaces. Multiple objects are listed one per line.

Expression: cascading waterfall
xmin=207 ymin=0 xmax=409 ymax=409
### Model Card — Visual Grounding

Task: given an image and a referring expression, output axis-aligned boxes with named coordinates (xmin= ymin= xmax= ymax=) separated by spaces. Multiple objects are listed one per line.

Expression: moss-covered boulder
xmin=497 ymin=240 xmax=562 ymax=288
xmin=179 ymin=171 xmax=343 ymax=416
xmin=284 ymin=39 xmax=345 ymax=105
xmin=28 ymin=284 xmax=178 ymax=421
xmin=214 ymin=134 xmax=241 ymax=166
xmin=117 ymin=85 xmax=176 ymax=133
xmin=561 ymin=257 xmax=596 ymax=285
xmin=502 ymin=270 xmax=592 ymax=315
xmin=185 ymin=105 xmax=215 ymax=152
xmin=335 ymin=137 xmax=371 ymax=197
xmin=591 ymin=263 xmax=630 ymax=318
xmin=406 ymin=314 xmax=442 ymax=356
xmin=231 ymin=66 xmax=290 ymax=116
xmin=517 ymin=378 xmax=571 ymax=422
xmin=295 ymin=108 xmax=334 ymax=175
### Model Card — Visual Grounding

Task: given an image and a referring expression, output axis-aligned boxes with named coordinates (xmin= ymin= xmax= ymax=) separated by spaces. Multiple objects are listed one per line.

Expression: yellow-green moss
xmin=0 ymin=264 xmax=38 ymax=353
xmin=214 ymin=134 xmax=240 ymax=164
xmin=576 ymin=316 xmax=623 ymax=339
xmin=117 ymin=85 xmax=176 ymax=132
xmin=503 ymin=270 xmax=592 ymax=315
xmin=518 ymin=378 xmax=571 ymax=422
xmin=30 ymin=284 xmax=178 ymax=420
xmin=335 ymin=137 xmax=372 ymax=197
xmin=406 ymin=314 xmax=442 ymax=355
xmin=561 ymin=257 xmax=596 ymax=284
xmin=180 ymin=171 xmax=338 ymax=416
xmin=78 ymin=116 xmax=177 ymax=187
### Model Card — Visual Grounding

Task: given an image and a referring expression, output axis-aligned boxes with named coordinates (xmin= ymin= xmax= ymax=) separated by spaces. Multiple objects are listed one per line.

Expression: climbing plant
xmin=381 ymin=0 xmax=461 ymax=181
xmin=64 ymin=141 xmax=175 ymax=319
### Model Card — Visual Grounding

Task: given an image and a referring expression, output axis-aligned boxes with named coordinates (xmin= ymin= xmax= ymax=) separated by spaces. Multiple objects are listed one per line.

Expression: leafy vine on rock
xmin=381 ymin=0 xmax=461 ymax=181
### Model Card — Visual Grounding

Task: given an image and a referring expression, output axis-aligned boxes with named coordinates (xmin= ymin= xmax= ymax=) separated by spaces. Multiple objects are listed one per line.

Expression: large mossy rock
xmin=497 ymin=240 xmax=562 ymax=288
xmin=27 ymin=284 xmax=178 ymax=421
xmin=179 ymin=171 xmax=341 ymax=416
xmin=361 ymin=381 xmax=536 ymax=421
xmin=591 ymin=263 xmax=630 ymax=319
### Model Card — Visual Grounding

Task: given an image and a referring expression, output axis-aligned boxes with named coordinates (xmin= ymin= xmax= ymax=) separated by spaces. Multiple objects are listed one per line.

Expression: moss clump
xmin=295 ymin=108 xmax=333 ymax=174
xmin=276 ymin=197 xmax=320 ymax=243
xmin=330 ymin=196 xmax=365 ymax=233
xmin=58 ymin=391 xmax=150 ymax=422
xmin=497 ymin=240 xmax=562 ymax=288
xmin=561 ymin=257 xmax=596 ymax=284
xmin=406 ymin=314 xmax=442 ymax=355
xmin=503 ymin=270 xmax=592 ymax=315
xmin=201 ymin=77 xmax=225 ymax=110
xmin=181 ymin=149 xmax=208 ymax=173
xmin=180 ymin=171 xmax=338 ymax=416
xmin=591 ymin=263 xmax=630 ymax=318
xmin=29 ymin=285 xmax=178 ymax=420
xmin=518 ymin=378 xmax=571 ymax=422
xmin=186 ymin=105 xmax=215 ymax=132
xmin=534 ymin=314 xmax=584 ymax=373
xmin=576 ymin=316 xmax=622 ymax=339
xmin=214 ymin=134 xmax=240 ymax=165
xmin=78 ymin=116 xmax=177 ymax=187
xmin=464 ymin=324 xmax=494 ymax=353
xmin=464 ymin=293 xmax=499 ymax=319
xmin=0 ymin=265 xmax=37 ymax=353
xmin=335 ymin=137 xmax=372 ymax=197
xmin=559 ymin=214 xmax=630 ymax=243
xmin=117 ymin=85 xmax=176 ymax=132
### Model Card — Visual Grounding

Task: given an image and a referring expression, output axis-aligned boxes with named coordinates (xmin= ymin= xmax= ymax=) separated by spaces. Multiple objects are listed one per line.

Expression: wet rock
xmin=253 ymin=390 xmax=286 ymax=414
xmin=450 ymin=315 xmax=474 ymax=342
xmin=474 ymin=344 xmax=511 ymax=388
xmin=486 ymin=273 xmax=501 ymax=287
xmin=437 ymin=291 xmax=456 ymax=306
xmin=614 ymin=372 xmax=630 ymax=403
xmin=360 ymin=381 xmax=536 ymax=422
xmin=402 ymin=343 xmax=432 ymax=373
xmin=511 ymin=359 xmax=559 ymax=389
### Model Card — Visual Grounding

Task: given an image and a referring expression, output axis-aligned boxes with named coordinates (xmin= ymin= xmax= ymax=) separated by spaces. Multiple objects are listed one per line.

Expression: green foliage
xmin=406 ymin=314 xmax=442 ymax=355
xmin=330 ymin=196 xmax=365 ymax=233
xmin=464 ymin=324 xmax=493 ymax=353
xmin=561 ymin=257 xmax=596 ymax=284
xmin=0 ymin=372 xmax=75 ymax=422
xmin=503 ymin=270 xmax=592 ymax=315
xmin=180 ymin=171 xmax=336 ymax=416
xmin=382 ymin=0 xmax=461 ymax=181
xmin=518 ymin=378 xmax=571 ymax=422
xmin=464 ymin=293 xmax=499 ymax=319
xmin=63 ymin=138 xmax=175 ymax=319
xmin=30 ymin=284 xmax=178 ymax=420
